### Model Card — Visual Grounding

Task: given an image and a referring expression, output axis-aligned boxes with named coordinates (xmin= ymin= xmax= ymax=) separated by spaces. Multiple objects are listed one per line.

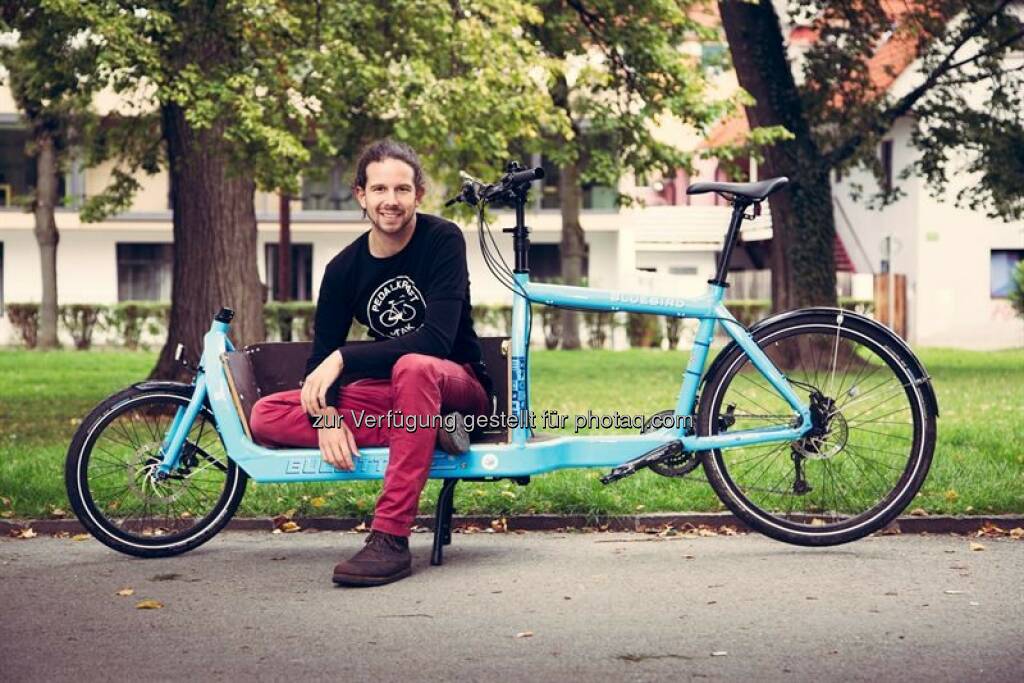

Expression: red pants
xmin=249 ymin=354 xmax=489 ymax=537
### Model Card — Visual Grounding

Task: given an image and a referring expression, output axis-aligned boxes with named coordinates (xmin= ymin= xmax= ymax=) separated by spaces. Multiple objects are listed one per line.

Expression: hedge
xmin=3 ymin=298 xmax=875 ymax=350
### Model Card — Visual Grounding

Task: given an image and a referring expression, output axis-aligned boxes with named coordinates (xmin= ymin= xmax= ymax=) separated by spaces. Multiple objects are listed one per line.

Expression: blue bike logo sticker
xmin=367 ymin=275 xmax=426 ymax=338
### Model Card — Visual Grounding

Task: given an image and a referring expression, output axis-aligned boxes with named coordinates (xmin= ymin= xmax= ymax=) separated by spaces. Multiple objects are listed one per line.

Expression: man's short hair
xmin=353 ymin=139 xmax=426 ymax=192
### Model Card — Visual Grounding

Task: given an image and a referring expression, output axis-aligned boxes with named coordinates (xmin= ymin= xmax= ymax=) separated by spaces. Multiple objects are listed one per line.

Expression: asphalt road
xmin=1 ymin=530 xmax=1021 ymax=682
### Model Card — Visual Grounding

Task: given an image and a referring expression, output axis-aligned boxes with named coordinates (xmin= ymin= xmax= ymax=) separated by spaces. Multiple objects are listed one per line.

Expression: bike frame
xmin=155 ymin=200 xmax=814 ymax=484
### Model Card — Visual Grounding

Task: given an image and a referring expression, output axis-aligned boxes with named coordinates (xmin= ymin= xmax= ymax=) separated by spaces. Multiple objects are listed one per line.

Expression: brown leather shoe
xmin=332 ymin=530 xmax=412 ymax=587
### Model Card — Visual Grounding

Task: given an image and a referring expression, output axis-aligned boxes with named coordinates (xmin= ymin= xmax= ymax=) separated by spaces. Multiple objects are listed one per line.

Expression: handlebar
xmin=445 ymin=163 xmax=545 ymax=208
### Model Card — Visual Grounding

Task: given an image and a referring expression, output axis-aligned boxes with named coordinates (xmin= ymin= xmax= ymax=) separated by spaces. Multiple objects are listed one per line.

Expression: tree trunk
xmin=276 ymin=191 xmax=292 ymax=342
xmin=719 ymin=0 xmax=837 ymax=312
xmin=150 ymin=104 xmax=265 ymax=380
xmin=558 ymin=159 xmax=586 ymax=350
xmin=277 ymin=191 xmax=291 ymax=303
xmin=33 ymin=128 xmax=60 ymax=349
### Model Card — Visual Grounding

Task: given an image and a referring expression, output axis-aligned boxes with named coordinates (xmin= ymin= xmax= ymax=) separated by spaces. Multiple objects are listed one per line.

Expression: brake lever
xmin=445 ymin=181 xmax=482 ymax=207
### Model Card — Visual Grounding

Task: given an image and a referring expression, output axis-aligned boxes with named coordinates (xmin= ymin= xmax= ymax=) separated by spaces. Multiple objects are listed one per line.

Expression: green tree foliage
xmin=1010 ymin=260 xmax=1024 ymax=319
xmin=13 ymin=0 xmax=561 ymax=377
xmin=523 ymin=0 xmax=741 ymax=347
xmin=0 ymin=3 xmax=101 ymax=347
xmin=720 ymin=0 xmax=1024 ymax=310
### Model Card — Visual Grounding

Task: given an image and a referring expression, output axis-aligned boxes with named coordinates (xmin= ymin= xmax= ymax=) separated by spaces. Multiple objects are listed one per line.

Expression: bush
xmin=263 ymin=301 xmax=316 ymax=342
xmin=5 ymin=303 xmax=40 ymax=348
xmin=101 ymin=302 xmax=169 ymax=350
xmin=664 ymin=315 xmax=684 ymax=349
xmin=538 ymin=305 xmax=562 ymax=349
xmin=1010 ymin=260 xmax=1024 ymax=319
xmin=626 ymin=313 xmax=663 ymax=348
xmin=471 ymin=304 xmax=513 ymax=336
xmin=59 ymin=304 xmax=104 ymax=350
xmin=582 ymin=311 xmax=614 ymax=349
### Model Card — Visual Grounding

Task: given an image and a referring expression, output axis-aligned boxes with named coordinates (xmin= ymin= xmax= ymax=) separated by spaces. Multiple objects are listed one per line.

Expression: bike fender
xmin=703 ymin=307 xmax=939 ymax=417
xmin=132 ymin=380 xmax=195 ymax=394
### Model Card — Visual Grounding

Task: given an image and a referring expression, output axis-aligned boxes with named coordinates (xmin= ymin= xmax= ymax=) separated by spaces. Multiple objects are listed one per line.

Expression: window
xmin=506 ymin=146 xmax=617 ymax=211
xmin=527 ymin=243 xmax=589 ymax=281
xmin=116 ymin=243 xmax=173 ymax=301
xmin=265 ymin=243 xmax=314 ymax=300
xmin=0 ymin=127 xmax=66 ymax=208
xmin=880 ymin=139 xmax=894 ymax=193
xmin=701 ymin=43 xmax=728 ymax=70
xmin=990 ymin=249 xmax=1024 ymax=298
xmin=669 ymin=266 xmax=698 ymax=276
xmin=301 ymin=161 xmax=359 ymax=211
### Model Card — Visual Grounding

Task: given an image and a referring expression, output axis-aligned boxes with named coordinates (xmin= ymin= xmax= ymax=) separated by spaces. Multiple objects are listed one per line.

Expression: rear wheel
xmin=65 ymin=385 xmax=247 ymax=557
xmin=698 ymin=311 xmax=935 ymax=546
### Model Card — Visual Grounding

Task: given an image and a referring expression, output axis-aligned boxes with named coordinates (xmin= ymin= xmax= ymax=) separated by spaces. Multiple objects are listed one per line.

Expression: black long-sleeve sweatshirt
xmin=303 ymin=213 xmax=493 ymax=417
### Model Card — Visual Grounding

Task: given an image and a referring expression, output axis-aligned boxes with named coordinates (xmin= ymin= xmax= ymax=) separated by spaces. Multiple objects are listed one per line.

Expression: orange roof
xmin=704 ymin=3 xmax=929 ymax=149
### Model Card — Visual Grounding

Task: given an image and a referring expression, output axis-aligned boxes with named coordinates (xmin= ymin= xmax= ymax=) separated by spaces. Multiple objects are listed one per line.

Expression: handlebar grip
xmin=505 ymin=167 xmax=545 ymax=186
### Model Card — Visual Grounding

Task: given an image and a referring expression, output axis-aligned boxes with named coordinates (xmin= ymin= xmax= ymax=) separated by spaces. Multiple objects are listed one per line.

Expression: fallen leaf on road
xmin=353 ymin=522 xmax=368 ymax=532
xmin=515 ymin=631 xmax=534 ymax=638
xmin=280 ymin=521 xmax=301 ymax=533
xmin=135 ymin=599 xmax=164 ymax=610
xmin=1010 ymin=528 xmax=1024 ymax=539
xmin=116 ymin=588 xmax=135 ymax=597
xmin=969 ymin=542 xmax=985 ymax=552
xmin=491 ymin=518 xmax=507 ymax=533
xmin=49 ymin=507 xmax=67 ymax=518
xmin=10 ymin=527 xmax=36 ymax=539
xmin=976 ymin=523 xmax=1006 ymax=538
xmin=72 ymin=533 xmax=91 ymax=541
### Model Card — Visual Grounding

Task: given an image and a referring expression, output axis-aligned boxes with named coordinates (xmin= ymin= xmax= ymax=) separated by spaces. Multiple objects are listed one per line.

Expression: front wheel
xmin=698 ymin=311 xmax=935 ymax=546
xmin=65 ymin=384 xmax=247 ymax=557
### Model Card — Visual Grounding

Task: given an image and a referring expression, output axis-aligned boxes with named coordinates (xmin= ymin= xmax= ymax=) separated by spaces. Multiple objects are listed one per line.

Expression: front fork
xmin=154 ymin=373 xmax=208 ymax=479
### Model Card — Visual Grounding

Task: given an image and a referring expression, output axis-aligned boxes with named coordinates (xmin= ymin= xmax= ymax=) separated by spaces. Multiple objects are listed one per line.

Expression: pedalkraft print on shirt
xmin=366 ymin=275 xmax=426 ymax=338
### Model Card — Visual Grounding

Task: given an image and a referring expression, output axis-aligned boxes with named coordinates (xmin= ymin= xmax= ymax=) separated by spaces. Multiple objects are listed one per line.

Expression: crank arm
xmin=601 ymin=440 xmax=684 ymax=485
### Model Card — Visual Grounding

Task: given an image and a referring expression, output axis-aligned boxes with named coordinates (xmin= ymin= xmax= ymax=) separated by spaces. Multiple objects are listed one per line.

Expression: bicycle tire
xmin=698 ymin=310 xmax=935 ymax=546
xmin=65 ymin=384 xmax=247 ymax=558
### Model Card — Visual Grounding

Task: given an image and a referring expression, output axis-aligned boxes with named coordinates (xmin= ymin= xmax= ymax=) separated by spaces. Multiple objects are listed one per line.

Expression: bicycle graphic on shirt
xmin=379 ymin=299 xmax=417 ymax=329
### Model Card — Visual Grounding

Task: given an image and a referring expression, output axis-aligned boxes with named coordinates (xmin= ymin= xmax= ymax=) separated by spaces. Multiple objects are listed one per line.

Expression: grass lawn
xmin=1 ymin=346 xmax=1022 ymax=520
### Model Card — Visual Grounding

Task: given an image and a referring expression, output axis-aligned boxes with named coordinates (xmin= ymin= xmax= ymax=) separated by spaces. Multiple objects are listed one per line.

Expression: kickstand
xmin=431 ymin=478 xmax=459 ymax=566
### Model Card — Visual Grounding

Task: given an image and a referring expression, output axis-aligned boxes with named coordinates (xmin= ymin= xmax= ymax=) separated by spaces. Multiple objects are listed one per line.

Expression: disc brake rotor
xmin=123 ymin=441 xmax=189 ymax=504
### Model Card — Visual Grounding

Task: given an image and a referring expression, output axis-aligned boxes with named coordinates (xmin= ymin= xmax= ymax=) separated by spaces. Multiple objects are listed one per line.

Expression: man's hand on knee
xmin=315 ymin=408 xmax=360 ymax=471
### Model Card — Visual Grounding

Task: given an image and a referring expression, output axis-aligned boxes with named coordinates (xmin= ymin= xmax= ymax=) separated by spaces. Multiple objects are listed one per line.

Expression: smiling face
xmin=355 ymin=157 xmax=424 ymax=237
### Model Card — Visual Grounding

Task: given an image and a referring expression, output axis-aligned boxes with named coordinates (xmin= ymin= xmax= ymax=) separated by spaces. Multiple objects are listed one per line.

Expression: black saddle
xmin=686 ymin=176 xmax=788 ymax=202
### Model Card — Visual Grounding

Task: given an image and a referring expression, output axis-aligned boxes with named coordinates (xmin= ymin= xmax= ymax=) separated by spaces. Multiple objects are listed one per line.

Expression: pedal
xmin=601 ymin=440 xmax=684 ymax=485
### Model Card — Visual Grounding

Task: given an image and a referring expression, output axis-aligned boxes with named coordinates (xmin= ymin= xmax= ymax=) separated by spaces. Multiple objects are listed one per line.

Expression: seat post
xmin=710 ymin=200 xmax=750 ymax=287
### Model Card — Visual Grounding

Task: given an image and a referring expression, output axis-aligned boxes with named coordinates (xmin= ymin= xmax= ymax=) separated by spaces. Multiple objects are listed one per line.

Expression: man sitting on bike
xmin=249 ymin=139 xmax=493 ymax=587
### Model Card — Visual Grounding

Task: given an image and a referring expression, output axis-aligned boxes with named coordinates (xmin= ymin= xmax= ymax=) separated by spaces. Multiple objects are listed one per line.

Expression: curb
xmin=3 ymin=513 xmax=1023 ymax=537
